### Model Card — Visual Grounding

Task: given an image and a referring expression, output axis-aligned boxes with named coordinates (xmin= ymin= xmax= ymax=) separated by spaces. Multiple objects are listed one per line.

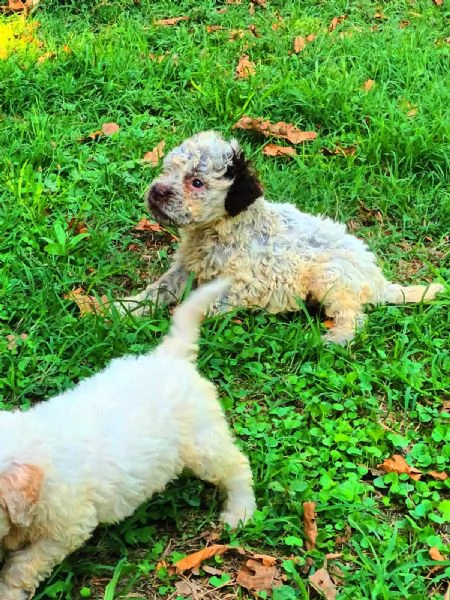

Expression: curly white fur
xmin=0 ymin=279 xmax=255 ymax=599
xmin=119 ymin=130 xmax=445 ymax=345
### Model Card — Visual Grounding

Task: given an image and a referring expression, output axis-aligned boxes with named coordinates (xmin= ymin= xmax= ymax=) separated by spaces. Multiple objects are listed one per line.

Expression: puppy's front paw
xmin=0 ymin=582 xmax=29 ymax=600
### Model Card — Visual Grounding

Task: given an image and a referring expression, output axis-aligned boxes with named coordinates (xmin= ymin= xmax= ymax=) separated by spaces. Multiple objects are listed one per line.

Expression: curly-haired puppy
xmin=118 ymin=130 xmax=444 ymax=345
xmin=0 ymin=280 xmax=255 ymax=600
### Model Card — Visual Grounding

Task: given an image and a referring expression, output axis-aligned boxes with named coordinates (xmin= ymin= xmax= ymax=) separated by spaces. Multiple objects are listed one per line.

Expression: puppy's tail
xmin=156 ymin=279 xmax=230 ymax=361
xmin=383 ymin=282 xmax=444 ymax=304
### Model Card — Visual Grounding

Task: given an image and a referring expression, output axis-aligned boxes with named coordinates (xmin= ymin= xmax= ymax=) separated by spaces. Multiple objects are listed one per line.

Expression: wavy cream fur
xmin=119 ymin=130 xmax=444 ymax=344
xmin=0 ymin=280 xmax=255 ymax=600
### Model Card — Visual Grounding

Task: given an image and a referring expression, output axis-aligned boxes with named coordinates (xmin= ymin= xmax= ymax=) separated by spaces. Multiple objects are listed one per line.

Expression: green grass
xmin=0 ymin=0 xmax=449 ymax=598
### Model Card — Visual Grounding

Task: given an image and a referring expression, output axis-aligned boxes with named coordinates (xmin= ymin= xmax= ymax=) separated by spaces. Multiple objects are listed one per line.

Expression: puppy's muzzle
xmin=148 ymin=182 xmax=171 ymax=206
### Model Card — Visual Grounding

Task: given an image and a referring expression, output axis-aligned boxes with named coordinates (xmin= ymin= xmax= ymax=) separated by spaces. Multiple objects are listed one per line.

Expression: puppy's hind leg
xmin=182 ymin=385 xmax=256 ymax=528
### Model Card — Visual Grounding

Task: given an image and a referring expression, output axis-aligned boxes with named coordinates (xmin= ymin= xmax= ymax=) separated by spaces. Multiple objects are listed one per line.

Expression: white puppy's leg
xmin=182 ymin=386 xmax=256 ymax=528
xmin=0 ymin=537 xmax=89 ymax=599
xmin=116 ymin=264 xmax=189 ymax=316
xmin=321 ymin=289 xmax=367 ymax=345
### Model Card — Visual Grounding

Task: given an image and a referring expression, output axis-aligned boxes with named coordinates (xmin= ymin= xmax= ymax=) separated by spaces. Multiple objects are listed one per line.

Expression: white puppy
xmin=0 ymin=280 xmax=255 ymax=600
xmin=118 ymin=130 xmax=444 ymax=345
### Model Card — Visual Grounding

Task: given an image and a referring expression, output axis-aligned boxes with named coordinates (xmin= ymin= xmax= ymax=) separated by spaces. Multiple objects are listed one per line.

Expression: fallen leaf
xmin=101 ymin=122 xmax=120 ymax=136
xmin=67 ymin=217 xmax=88 ymax=234
xmin=202 ymin=564 xmax=224 ymax=576
xmin=252 ymin=553 xmax=278 ymax=567
xmin=325 ymin=553 xmax=343 ymax=559
xmin=262 ymin=144 xmax=297 ymax=157
xmin=427 ymin=470 xmax=448 ymax=481
xmin=134 ymin=218 xmax=164 ymax=232
xmin=400 ymin=20 xmax=410 ymax=28
xmin=175 ymin=545 xmax=230 ymax=573
xmin=377 ymin=454 xmax=422 ymax=481
xmin=64 ymin=288 xmax=109 ymax=316
xmin=235 ymin=54 xmax=256 ymax=78
xmin=37 ymin=51 xmax=55 ymax=64
xmin=236 ymin=558 xmax=282 ymax=593
xmin=293 ymin=36 xmax=306 ymax=53
xmin=6 ymin=333 xmax=28 ymax=350
xmin=148 ymin=53 xmax=166 ymax=62
xmin=374 ymin=12 xmax=387 ymax=19
xmin=247 ymin=24 xmax=260 ymax=37
xmin=303 ymin=502 xmax=318 ymax=550
xmin=329 ymin=15 xmax=348 ymax=32
xmin=433 ymin=0 xmax=443 ymax=5
xmin=175 ymin=579 xmax=198 ymax=597
xmin=442 ymin=400 xmax=450 ymax=413
xmin=234 ymin=116 xmax=317 ymax=144
xmin=429 ymin=547 xmax=446 ymax=562
xmin=363 ymin=79 xmax=375 ymax=92
xmin=154 ymin=16 xmax=189 ymax=26
xmin=2 ymin=0 xmax=34 ymax=12
xmin=142 ymin=140 xmax=165 ymax=166
xmin=206 ymin=25 xmax=224 ymax=32
xmin=226 ymin=0 xmax=241 ymax=3
xmin=309 ymin=568 xmax=337 ymax=600
xmin=322 ymin=145 xmax=356 ymax=157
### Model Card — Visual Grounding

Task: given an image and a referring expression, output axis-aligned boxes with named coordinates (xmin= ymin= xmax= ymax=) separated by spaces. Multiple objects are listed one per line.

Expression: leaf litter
xmin=142 ymin=140 xmax=165 ymax=165
xmin=262 ymin=144 xmax=297 ymax=157
xmin=303 ymin=501 xmax=318 ymax=550
xmin=234 ymin=116 xmax=317 ymax=144
xmin=64 ymin=288 xmax=110 ymax=316
xmin=235 ymin=54 xmax=256 ymax=78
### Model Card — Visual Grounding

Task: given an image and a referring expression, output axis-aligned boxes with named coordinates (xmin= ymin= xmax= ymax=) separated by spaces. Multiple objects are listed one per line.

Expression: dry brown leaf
xmin=363 ymin=79 xmax=375 ymax=92
xmin=309 ymin=568 xmax=337 ymax=600
xmin=400 ymin=20 xmax=410 ymax=28
xmin=433 ymin=0 xmax=443 ymax=5
xmin=427 ymin=470 xmax=448 ymax=481
xmin=175 ymin=579 xmax=198 ymax=597
xmin=101 ymin=122 xmax=120 ymax=136
xmin=325 ymin=553 xmax=343 ymax=560
xmin=262 ymin=144 xmax=297 ymax=158
xmin=6 ymin=333 xmax=28 ymax=351
xmin=226 ymin=0 xmax=241 ymax=3
xmin=2 ymin=0 xmax=34 ymax=12
xmin=303 ymin=501 xmax=318 ymax=550
xmin=293 ymin=36 xmax=306 ymax=53
xmin=142 ymin=140 xmax=165 ymax=166
xmin=293 ymin=33 xmax=316 ymax=53
xmin=336 ymin=524 xmax=351 ymax=545
xmin=175 ymin=544 xmax=230 ymax=573
xmin=67 ymin=217 xmax=88 ymax=234
xmin=445 ymin=582 xmax=450 ymax=600
xmin=234 ymin=116 xmax=317 ymax=144
xmin=64 ymin=288 xmax=109 ymax=316
xmin=322 ymin=145 xmax=356 ymax=157
xmin=154 ymin=16 xmax=189 ymax=26
xmin=236 ymin=558 xmax=282 ymax=593
xmin=442 ymin=400 xmax=450 ymax=413
xmin=429 ymin=547 xmax=446 ymax=562
xmin=229 ymin=28 xmax=245 ymax=40
xmin=252 ymin=553 xmax=278 ymax=567
xmin=235 ymin=54 xmax=256 ymax=78
xmin=134 ymin=218 xmax=164 ymax=232
xmin=206 ymin=25 xmax=224 ymax=32
xmin=374 ymin=12 xmax=387 ymax=19
xmin=148 ymin=53 xmax=165 ymax=62
xmin=377 ymin=454 xmax=422 ymax=481
xmin=329 ymin=15 xmax=348 ymax=32
xmin=37 ymin=51 xmax=56 ymax=64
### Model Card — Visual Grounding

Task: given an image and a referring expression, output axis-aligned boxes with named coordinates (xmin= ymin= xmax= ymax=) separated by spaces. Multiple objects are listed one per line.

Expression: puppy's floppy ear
xmin=0 ymin=463 xmax=43 ymax=527
xmin=224 ymin=142 xmax=262 ymax=217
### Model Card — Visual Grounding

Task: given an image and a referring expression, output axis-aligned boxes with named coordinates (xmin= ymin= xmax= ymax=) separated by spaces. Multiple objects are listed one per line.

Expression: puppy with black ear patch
xmin=117 ymin=130 xmax=444 ymax=345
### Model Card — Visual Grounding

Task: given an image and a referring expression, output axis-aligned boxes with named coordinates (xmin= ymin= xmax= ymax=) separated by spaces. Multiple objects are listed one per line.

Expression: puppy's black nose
xmin=149 ymin=183 xmax=170 ymax=204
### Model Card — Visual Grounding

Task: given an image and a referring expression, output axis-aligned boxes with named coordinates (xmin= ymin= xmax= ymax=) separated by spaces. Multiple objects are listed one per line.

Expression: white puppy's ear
xmin=224 ymin=145 xmax=262 ymax=217
xmin=0 ymin=463 xmax=43 ymax=527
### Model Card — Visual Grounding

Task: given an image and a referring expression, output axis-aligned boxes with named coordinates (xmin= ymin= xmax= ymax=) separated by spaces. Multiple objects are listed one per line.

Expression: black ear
xmin=224 ymin=151 xmax=262 ymax=217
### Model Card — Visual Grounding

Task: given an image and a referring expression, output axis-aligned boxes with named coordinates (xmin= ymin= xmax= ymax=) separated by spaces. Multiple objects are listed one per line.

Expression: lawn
xmin=0 ymin=0 xmax=449 ymax=598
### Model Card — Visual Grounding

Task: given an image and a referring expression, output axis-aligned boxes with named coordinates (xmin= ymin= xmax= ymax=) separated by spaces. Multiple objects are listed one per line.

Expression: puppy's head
xmin=145 ymin=131 xmax=262 ymax=227
xmin=0 ymin=463 xmax=43 ymax=539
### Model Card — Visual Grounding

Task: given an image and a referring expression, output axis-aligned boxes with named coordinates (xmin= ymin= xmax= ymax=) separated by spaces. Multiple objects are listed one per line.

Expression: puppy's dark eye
xmin=192 ymin=179 xmax=204 ymax=189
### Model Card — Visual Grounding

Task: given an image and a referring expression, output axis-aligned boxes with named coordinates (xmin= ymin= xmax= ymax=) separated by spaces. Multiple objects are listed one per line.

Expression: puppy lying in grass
xmin=0 ymin=280 xmax=255 ymax=600
xmin=118 ymin=130 xmax=444 ymax=345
